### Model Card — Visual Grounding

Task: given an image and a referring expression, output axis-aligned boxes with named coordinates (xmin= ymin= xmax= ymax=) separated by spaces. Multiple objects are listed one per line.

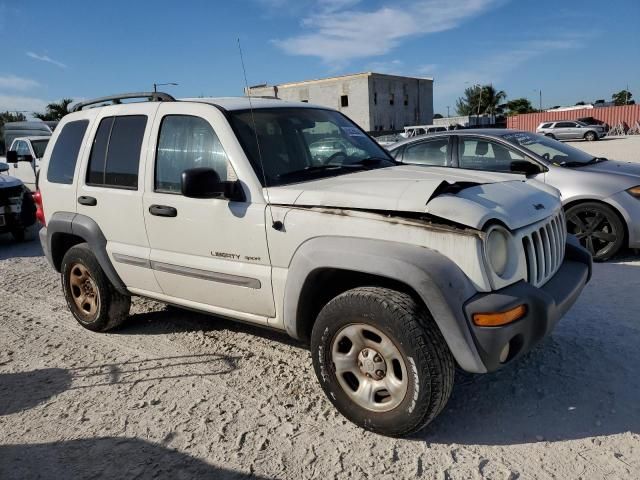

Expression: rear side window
xmin=87 ymin=115 xmax=147 ymax=189
xmin=403 ymin=138 xmax=450 ymax=166
xmin=555 ymin=122 xmax=575 ymax=128
xmin=47 ymin=120 xmax=89 ymax=184
xmin=540 ymin=123 xmax=552 ymax=129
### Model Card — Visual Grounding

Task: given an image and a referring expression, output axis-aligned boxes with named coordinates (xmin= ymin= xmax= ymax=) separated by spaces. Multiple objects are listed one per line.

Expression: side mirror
xmin=181 ymin=167 xmax=243 ymax=200
xmin=0 ymin=163 xmax=9 ymax=173
xmin=511 ymin=160 xmax=542 ymax=176
xmin=6 ymin=151 xmax=33 ymax=163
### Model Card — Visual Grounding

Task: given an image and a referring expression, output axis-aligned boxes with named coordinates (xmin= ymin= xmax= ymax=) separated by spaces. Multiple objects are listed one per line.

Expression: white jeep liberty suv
xmin=37 ymin=92 xmax=591 ymax=436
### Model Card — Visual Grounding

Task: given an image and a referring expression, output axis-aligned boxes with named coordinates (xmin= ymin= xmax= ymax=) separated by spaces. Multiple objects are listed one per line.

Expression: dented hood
xmin=268 ymin=165 xmax=561 ymax=230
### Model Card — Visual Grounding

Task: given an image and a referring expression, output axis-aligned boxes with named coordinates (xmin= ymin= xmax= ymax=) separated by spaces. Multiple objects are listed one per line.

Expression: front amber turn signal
xmin=473 ymin=305 xmax=527 ymax=327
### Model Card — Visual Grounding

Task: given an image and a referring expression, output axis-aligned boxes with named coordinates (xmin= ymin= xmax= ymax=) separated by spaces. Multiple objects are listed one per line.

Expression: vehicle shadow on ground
xmin=420 ymin=262 xmax=640 ymax=445
xmin=118 ymin=304 xmax=306 ymax=351
xmin=0 ymin=437 xmax=274 ymax=479
xmin=0 ymin=234 xmax=42 ymax=260
xmin=0 ymin=368 xmax=72 ymax=416
xmin=0 ymin=354 xmax=240 ymax=416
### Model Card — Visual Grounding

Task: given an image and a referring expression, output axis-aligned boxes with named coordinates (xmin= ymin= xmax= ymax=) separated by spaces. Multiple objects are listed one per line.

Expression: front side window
xmin=155 ymin=115 xmax=233 ymax=194
xmin=403 ymin=138 xmax=449 ymax=166
xmin=458 ymin=138 xmax=528 ymax=173
xmin=87 ymin=115 xmax=147 ymax=189
xmin=228 ymin=108 xmax=395 ymax=187
xmin=47 ymin=120 xmax=89 ymax=184
xmin=31 ymin=139 xmax=49 ymax=158
xmin=555 ymin=122 xmax=576 ymax=128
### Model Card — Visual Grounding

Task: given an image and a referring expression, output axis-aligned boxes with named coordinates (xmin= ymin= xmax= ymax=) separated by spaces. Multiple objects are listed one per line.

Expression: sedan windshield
xmin=228 ymin=108 xmax=396 ymax=186
xmin=502 ymin=131 xmax=600 ymax=166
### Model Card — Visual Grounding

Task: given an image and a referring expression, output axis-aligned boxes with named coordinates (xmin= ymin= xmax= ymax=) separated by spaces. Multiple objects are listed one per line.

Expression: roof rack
xmin=70 ymin=92 xmax=175 ymax=112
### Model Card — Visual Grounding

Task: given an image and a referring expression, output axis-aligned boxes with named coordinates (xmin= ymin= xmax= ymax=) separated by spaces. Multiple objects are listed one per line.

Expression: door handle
xmin=78 ymin=196 xmax=97 ymax=206
xmin=149 ymin=204 xmax=177 ymax=217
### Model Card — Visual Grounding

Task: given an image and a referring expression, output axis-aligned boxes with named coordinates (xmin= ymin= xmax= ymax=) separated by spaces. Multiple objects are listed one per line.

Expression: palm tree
xmin=456 ymin=84 xmax=507 ymax=116
xmin=33 ymin=98 xmax=74 ymax=121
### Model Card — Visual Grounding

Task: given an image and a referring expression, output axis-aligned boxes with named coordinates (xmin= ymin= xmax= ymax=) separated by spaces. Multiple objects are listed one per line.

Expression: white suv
xmin=38 ymin=92 xmax=591 ymax=436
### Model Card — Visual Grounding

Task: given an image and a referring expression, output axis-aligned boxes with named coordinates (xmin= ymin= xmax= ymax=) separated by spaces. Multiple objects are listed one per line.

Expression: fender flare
xmin=44 ymin=212 xmax=128 ymax=295
xmin=283 ymin=236 xmax=487 ymax=373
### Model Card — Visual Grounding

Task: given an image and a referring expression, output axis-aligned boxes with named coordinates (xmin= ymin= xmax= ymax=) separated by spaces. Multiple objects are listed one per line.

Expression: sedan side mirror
xmin=510 ymin=160 xmax=542 ymax=176
xmin=0 ymin=163 xmax=9 ymax=173
xmin=181 ymin=167 xmax=243 ymax=200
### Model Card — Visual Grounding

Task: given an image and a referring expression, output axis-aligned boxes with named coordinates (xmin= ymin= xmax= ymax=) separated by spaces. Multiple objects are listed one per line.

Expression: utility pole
xmin=539 ymin=89 xmax=542 ymax=111
xmin=446 ymin=106 xmax=450 ymax=117
xmin=476 ymin=84 xmax=482 ymax=116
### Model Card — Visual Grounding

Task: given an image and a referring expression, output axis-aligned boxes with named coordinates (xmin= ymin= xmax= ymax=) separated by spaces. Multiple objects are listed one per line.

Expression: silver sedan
xmin=388 ymin=130 xmax=640 ymax=260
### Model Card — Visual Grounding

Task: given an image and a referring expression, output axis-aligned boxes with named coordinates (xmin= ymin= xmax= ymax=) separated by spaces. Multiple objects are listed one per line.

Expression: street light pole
xmin=153 ymin=82 xmax=178 ymax=93
xmin=446 ymin=106 xmax=450 ymax=117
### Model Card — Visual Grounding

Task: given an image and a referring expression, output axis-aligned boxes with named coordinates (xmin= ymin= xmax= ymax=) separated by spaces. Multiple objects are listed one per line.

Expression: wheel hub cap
xmin=357 ymin=348 xmax=386 ymax=380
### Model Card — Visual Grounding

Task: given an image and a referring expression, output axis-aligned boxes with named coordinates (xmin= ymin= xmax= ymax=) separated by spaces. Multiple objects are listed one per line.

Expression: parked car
xmin=577 ymin=116 xmax=609 ymax=131
xmin=536 ymin=120 xmax=606 ymax=141
xmin=389 ymin=129 xmax=640 ymax=260
xmin=1 ymin=136 xmax=50 ymax=191
xmin=0 ymin=162 xmax=37 ymax=241
xmin=37 ymin=92 xmax=590 ymax=436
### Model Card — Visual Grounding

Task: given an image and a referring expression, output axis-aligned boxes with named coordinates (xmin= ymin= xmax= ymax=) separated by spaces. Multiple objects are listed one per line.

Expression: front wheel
xmin=584 ymin=131 xmax=598 ymax=141
xmin=311 ymin=287 xmax=454 ymax=437
xmin=566 ymin=202 xmax=625 ymax=261
xmin=61 ymin=243 xmax=131 ymax=331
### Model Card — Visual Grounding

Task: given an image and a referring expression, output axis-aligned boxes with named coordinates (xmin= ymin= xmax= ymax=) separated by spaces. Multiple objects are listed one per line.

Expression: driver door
xmin=10 ymin=140 xmax=37 ymax=191
xmin=142 ymin=102 xmax=274 ymax=321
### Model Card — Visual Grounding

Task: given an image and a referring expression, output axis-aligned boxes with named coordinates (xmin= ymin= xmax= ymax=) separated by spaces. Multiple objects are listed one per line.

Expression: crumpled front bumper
xmin=463 ymin=236 xmax=592 ymax=372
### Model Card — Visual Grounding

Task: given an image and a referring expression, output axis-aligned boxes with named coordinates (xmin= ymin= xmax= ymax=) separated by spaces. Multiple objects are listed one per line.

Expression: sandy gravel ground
xmin=567 ymin=135 xmax=640 ymax=163
xmin=0 ymin=235 xmax=639 ymax=480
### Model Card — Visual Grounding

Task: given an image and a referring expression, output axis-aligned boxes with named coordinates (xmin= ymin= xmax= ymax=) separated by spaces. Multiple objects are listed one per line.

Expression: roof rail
xmin=70 ymin=92 xmax=175 ymax=112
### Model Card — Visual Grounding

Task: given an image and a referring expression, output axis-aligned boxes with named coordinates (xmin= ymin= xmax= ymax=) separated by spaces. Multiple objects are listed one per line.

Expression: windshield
xmin=502 ymin=131 xmax=596 ymax=166
xmin=31 ymin=139 xmax=49 ymax=158
xmin=228 ymin=108 xmax=394 ymax=186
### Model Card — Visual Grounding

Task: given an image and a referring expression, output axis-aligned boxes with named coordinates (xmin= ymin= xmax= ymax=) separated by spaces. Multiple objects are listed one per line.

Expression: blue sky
xmin=1 ymin=0 xmax=638 ymax=117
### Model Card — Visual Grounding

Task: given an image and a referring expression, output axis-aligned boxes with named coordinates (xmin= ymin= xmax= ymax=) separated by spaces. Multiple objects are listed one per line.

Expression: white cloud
xmin=273 ymin=0 xmax=503 ymax=65
xmin=0 ymin=94 xmax=48 ymax=114
xmin=0 ymin=74 xmax=40 ymax=91
xmin=26 ymin=51 xmax=67 ymax=69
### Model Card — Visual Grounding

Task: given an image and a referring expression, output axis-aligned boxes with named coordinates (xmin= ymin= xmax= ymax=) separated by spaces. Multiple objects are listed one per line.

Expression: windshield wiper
xmin=560 ymin=157 xmax=608 ymax=168
xmin=277 ymin=163 xmax=367 ymax=181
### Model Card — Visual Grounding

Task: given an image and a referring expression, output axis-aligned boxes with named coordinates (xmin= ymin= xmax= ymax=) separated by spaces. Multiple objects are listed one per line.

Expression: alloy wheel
xmin=567 ymin=208 xmax=618 ymax=258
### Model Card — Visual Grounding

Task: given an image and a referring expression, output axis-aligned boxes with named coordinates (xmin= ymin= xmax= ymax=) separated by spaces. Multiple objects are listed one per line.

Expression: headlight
xmin=627 ymin=186 xmax=640 ymax=199
xmin=485 ymin=226 xmax=511 ymax=277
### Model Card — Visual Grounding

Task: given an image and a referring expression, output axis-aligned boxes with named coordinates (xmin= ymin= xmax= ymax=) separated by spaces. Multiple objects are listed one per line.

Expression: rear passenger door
xmin=554 ymin=122 xmax=576 ymax=140
xmin=76 ymin=104 xmax=162 ymax=293
xmin=142 ymin=102 xmax=274 ymax=320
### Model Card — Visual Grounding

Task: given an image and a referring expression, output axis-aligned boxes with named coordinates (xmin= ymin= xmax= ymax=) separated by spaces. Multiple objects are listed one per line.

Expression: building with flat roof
xmin=246 ymin=72 xmax=434 ymax=133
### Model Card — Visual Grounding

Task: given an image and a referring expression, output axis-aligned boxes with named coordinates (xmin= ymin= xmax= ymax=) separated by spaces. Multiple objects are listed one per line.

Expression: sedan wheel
xmin=566 ymin=202 xmax=624 ymax=261
xmin=584 ymin=131 xmax=597 ymax=142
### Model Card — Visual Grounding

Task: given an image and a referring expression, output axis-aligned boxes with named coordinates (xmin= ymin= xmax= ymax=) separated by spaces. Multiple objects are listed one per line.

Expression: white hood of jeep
xmin=268 ymin=165 xmax=561 ymax=230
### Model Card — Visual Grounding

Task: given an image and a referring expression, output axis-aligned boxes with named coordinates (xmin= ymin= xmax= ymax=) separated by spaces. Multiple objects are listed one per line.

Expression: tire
xmin=311 ymin=286 xmax=455 ymax=437
xmin=565 ymin=202 xmax=625 ymax=261
xmin=61 ymin=243 xmax=131 ymax=332
xmin=544 ymin=133 xmax=556 ymax=140
xmin=584 ymin=131 xmax=598 ymax=142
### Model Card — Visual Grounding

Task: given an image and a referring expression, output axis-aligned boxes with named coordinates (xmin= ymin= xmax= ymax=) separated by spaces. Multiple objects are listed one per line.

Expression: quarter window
xmin=47 ymin=120 xmax=89 ymax=184
xmin=155 ymin=115 xmax=234 ymax=194
xmin=87 ymin=115 xmax=147 ymax=189
xmin=403 ymin=138 xmax=449 ymax=166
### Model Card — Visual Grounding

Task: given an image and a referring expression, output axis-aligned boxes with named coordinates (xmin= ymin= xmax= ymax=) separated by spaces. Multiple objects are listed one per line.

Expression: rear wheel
xmin=545 ymin=133 xmax=556 ymax=140
xmin=566 ymin=202 xmax=624 ymax=261
xmin=61 ymin=243 xmax=131 ymax=331
xmin=311 ymin=286 xmax=454 ymax=437
xmin=584 ymin=131 xmax=598 ymax=141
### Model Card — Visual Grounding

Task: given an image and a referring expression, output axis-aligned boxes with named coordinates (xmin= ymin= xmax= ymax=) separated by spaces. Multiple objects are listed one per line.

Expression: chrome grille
xmin=521 ymin=210 xmax=566 ymax=287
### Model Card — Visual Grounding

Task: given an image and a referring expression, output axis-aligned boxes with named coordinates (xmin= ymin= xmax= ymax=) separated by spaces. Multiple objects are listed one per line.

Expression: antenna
xmin=237 ymin=38 xmax=281 ymax=230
